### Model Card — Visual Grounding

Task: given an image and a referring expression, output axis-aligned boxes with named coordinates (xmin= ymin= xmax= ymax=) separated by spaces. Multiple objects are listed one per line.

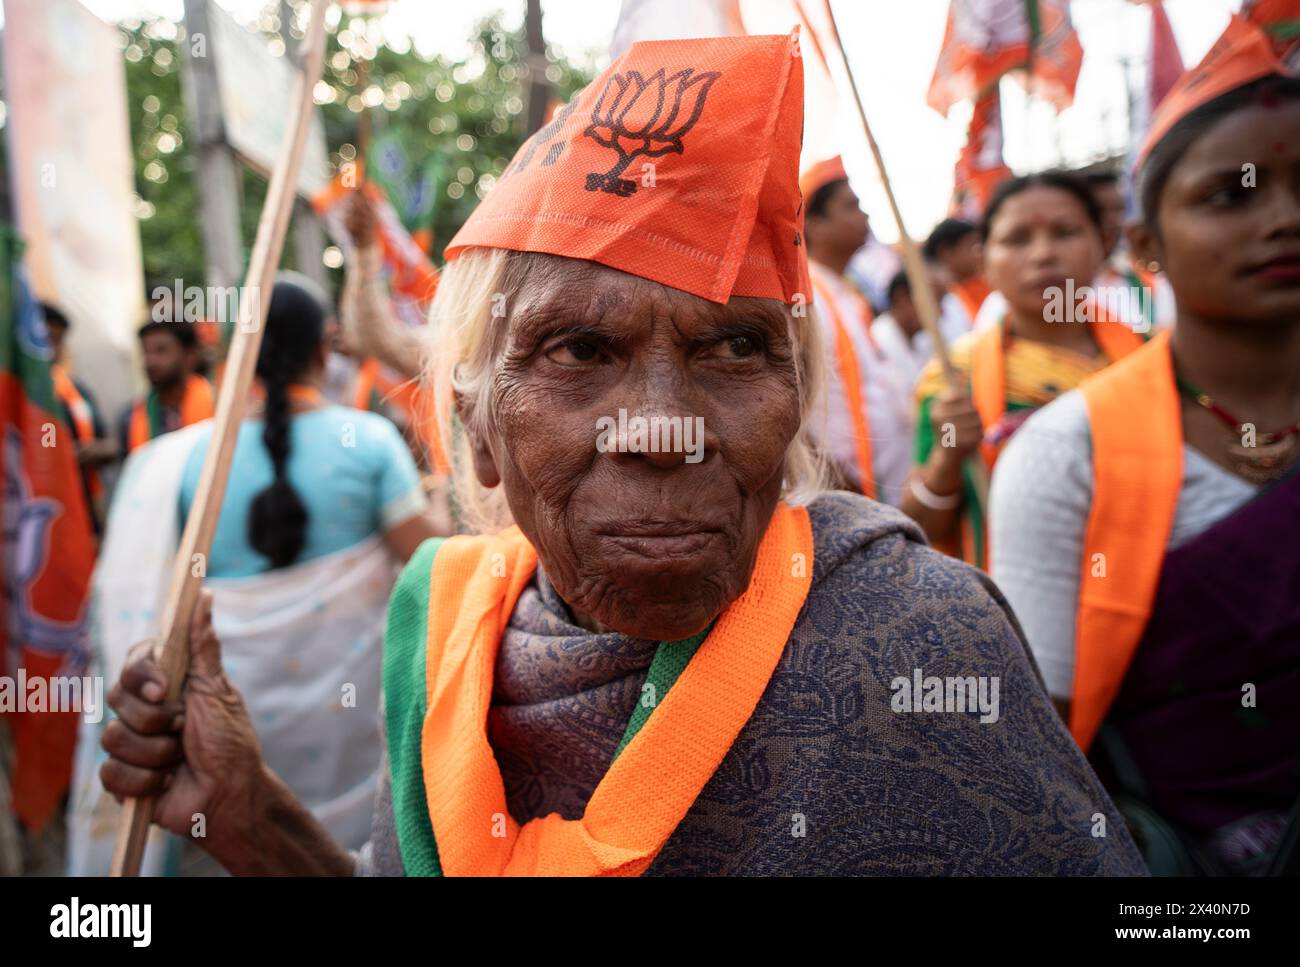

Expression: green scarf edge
xmin=383 ymin=538 xmax=711 ymax=876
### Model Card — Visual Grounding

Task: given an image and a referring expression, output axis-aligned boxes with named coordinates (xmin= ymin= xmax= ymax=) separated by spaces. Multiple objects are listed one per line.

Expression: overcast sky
xmin=14 ymin=0 xmax=1243 ymax=240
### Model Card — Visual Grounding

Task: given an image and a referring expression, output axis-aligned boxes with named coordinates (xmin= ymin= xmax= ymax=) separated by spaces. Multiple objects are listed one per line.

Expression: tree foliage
xmin=115 ymin=3 xmax=593 ymax=291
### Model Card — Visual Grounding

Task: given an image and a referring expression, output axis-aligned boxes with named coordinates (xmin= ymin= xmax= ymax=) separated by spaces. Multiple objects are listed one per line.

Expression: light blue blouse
xmin=178 ymin=405 xmax=425 ymax=578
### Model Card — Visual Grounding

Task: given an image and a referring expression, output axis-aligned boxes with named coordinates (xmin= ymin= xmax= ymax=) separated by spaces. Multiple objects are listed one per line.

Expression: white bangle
xmin=910 ymin=473 xmax=963 ymax=510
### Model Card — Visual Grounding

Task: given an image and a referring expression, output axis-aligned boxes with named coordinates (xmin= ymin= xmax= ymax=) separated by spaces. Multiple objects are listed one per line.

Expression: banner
xmin=1 ymin=0 xmax=144 ymax=427
xmin=206 ymin=0 xmax=331 ymax=197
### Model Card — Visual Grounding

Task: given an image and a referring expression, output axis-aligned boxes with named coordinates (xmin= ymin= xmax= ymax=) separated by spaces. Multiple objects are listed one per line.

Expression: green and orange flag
xmin=0 ymin=226 xmax=95 ymax=832
xmin=1244 ymin=0 xmax=1300 ymax=62
xmin=927 ymin=0 xmax=1084 ymax=115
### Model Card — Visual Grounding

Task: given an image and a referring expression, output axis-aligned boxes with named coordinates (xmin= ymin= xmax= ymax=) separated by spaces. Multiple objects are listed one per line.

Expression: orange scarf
xmin=811 ymin=271 xmax=878 ymax=499
xmin=1072 ymin=332 xmax=1183 ymax=751
xmin=51 ymin=363 xmax=104 ymax=499
xmin=51 ymin=364 xmax=93 ymax=442
xmin=127 ymin=374 xmax=215 ymax=452
xmin=969 ymin=315 xmax=1147 ymax=472
xmin=419 ymin=502 xmax=814 ymax=876
xmin=952 ymin=275 xmax=991 ymax=324
xmin=958 ymin=314 xmax=1146 ymax=568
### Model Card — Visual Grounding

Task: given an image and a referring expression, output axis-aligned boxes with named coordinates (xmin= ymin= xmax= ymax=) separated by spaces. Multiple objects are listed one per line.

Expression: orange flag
xmin=928 ymin=0 xmax=1084 ymax=115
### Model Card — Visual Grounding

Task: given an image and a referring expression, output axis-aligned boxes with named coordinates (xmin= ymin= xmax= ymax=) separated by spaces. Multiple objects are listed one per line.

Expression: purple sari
xmin=1107 ymin=464 xmax=1300 ymax=869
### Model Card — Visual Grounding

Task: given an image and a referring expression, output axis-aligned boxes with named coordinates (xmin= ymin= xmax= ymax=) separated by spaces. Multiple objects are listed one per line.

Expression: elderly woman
xmin=98 ymin=33 xmax=1144 ymax=876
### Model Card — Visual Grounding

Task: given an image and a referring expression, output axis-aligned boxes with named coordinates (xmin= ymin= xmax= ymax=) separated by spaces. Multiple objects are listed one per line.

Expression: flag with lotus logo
xmin=0 ymin=226 xmax=94 ymax=832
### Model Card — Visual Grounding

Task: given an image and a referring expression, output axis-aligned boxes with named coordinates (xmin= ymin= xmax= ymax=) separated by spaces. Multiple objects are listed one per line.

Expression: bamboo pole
xmin=818 ymin=0 xmax=990 ymax=507
xmin=109 ymin=0 xmax=330 ymax=877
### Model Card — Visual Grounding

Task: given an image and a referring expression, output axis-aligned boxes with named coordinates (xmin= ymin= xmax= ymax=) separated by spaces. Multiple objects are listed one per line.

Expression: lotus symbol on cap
xmin=583 ymin=67 xmax=720 ymax=196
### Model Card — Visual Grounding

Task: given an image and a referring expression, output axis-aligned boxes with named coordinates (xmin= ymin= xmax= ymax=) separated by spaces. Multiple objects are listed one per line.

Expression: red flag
xmin=0 ymin=228 xmax=95 ymax=832
xmin=1148 ymin=0 xmax=1185 ymax=109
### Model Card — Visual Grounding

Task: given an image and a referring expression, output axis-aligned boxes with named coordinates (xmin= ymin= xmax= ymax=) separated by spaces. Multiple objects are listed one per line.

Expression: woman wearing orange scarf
xmin=94 ymin=33 xmax=1142 ymax=877
xmin=990 ymin=16 xmax=1300 ymax=875
xmin=903 ymin=172 xmax=1147 ymax=569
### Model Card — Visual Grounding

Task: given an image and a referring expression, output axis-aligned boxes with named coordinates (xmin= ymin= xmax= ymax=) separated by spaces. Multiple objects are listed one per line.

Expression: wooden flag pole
xmin=109 ymin=0 xmax=330 ymax=877
xmin=818 ymin=0 xmax=990 ymax=506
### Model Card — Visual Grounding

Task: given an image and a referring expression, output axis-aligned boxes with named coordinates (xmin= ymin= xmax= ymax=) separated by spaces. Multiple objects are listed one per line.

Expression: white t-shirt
xmin=809 ymin=263 xmax=914 ymax=507
xmin=871 ymin=300 xmax=970 ymax=392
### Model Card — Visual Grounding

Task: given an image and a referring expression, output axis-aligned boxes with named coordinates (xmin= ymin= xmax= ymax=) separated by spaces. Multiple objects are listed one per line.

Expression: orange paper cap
xmin=444 ymin=32 xmax=810 ymax=305
xmin=1137 ymin=15 xmax=1294 ymax=172
xmin=799 ymin=155 xmax=849 ymax=203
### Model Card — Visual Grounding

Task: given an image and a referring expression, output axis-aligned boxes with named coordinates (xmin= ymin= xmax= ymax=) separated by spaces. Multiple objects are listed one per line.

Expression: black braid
xmin=247 ymin=275 xmax=326 ymax=569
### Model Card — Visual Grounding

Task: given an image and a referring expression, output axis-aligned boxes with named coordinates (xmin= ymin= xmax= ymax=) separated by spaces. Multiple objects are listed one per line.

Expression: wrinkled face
xmin=464 ymin=255 xmax=803 ymax=641
xmin=1141 ymin=100 xmax=1300 ymax=327
xmin=140 ymin=331 xmax=191 ymax=389
xmin=984 ymin=186 xmax=1104 ymax=322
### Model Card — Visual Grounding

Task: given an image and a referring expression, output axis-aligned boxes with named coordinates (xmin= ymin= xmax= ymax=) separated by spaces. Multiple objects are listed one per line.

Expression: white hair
xmin=424 ymin=248 xmax=829 ymax=534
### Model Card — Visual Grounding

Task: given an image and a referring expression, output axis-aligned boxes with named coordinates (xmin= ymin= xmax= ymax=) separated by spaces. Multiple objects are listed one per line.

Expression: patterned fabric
xmin=367 ymin=491 xmax=1147 ymax=875
xmin=1108 ymin=467 xmax=1300 ymax=867
xmin=914 ymin=325 xmax=1115 ymax=567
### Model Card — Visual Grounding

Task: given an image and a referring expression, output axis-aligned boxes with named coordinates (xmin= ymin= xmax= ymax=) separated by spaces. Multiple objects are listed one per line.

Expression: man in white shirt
xmin=871 ymin=267 xmax=969 ymax=391
xmin=801 ymin=157 xmax=914 ymax=506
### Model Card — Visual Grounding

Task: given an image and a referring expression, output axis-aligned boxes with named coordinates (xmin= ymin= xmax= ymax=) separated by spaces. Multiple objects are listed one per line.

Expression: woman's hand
xmin=344 ymin=189 xmax=378 ymax=250
xmin=927 ymin=388 xmax=984 ymax=482
xmin=100 ymin=591 xmax=263 ymax=843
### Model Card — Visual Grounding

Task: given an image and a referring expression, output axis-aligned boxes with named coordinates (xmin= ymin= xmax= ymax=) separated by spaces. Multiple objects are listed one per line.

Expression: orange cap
xmin=798 ymin=155 xmax=849 ymax=203
xmin=445 ymin=32 xmax=810 ymax=305
xmin=1136 ymin=15 xmax=1293 ymax=172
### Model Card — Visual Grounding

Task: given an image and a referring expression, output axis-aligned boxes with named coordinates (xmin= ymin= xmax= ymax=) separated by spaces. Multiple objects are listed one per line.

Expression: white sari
xmin=66 ymin=423 xmax=396 ymax=875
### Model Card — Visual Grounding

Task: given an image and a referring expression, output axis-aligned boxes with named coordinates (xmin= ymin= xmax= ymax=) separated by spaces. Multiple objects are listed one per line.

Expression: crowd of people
xmin=18 ymin=11 xmax=1296 ymax=877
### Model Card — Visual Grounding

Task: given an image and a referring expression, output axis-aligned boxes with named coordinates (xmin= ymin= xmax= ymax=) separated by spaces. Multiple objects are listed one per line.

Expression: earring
xmin=1146 ymin=260 xmax=1161 ymax=273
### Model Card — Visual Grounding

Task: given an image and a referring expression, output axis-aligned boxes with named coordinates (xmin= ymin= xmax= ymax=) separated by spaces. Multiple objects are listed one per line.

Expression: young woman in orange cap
xmin=903 ymin=171 xmax=1147 ymax=569
xmin=92 ymin=32 xmax=1143 ymax=877
xmin=990 ymin=15 xmax=1300 ymax=874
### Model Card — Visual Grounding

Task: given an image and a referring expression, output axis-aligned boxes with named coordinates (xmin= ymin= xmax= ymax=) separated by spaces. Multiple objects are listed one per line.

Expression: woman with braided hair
xmin=66 ymin=272 xmax=442 ymax=875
